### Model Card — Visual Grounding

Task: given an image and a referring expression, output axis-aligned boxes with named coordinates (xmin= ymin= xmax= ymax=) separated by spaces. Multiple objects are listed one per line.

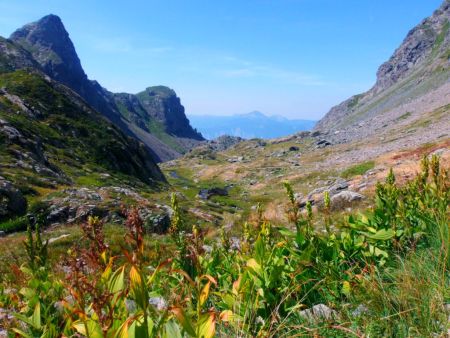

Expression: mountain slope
xmin=189 ymin=111 xmax=316 ymax=139
xmin=9 ymin=14 xmax=203 ymax=161
xmin=0 ymin=68 xmax=169 ymax=221
xmin=315 ymin=0 xmax=450 ymax=142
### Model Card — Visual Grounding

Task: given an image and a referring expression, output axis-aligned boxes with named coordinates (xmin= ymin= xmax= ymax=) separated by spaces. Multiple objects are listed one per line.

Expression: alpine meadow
xmin=0 ymin=1 xmax=449 ymax=337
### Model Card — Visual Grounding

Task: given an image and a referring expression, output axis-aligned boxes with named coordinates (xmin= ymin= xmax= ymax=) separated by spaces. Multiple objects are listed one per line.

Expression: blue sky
xmin=0 ymin=0 xmax=443 ymax=119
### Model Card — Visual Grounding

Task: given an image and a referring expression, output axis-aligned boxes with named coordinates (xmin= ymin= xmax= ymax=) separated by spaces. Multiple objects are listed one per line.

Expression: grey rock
xmin=48 ymin=234 xmax=70 ymax=244
xmin=70 ymin=204 xmax=106 ymax=223
xmin=143 ymin=212 xmax=170 ymax=234
xmin=229 ymin=237 xmax=241 ymax=251
xmin=299 ymin=304 xmax=338 ymax=321
xmin=316 ymin=139 xmax=332 ymax=148
xmin=351 ymin=304 xmax=370 ymax=317
xmin=149 ymin=297 xmax=167 ymax=311
xmin=314 ymin=1 xmax=450 ymax=145
xmin=47 ymin=206 xmax=70 ymax=224
xmin=198 ymin=187 xmax=229 ymax=200
xmin=0 ymin=178 xmax=27 ymax=220
xmin=331 ymin=191 xmax=365 ymax=210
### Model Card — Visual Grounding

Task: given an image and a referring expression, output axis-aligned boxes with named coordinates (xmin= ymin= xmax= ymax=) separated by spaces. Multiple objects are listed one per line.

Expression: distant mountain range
xmin=188 ymin=111 xmax=316 ymax=139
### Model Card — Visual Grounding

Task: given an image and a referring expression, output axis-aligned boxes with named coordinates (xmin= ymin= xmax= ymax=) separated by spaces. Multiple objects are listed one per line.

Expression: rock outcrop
xmin=315 ymin=0 xmax=450 ymax=142
xmin=0 ymin=178 xmax=27 ymax=221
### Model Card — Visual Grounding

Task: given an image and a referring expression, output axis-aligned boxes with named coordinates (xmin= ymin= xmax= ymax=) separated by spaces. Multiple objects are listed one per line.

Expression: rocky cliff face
xmin=315 ymin=0 xmax=450 ymax=140
xmin=8 ymin=14 xmax=204 ymax=162
xmin=10 ymin=15 xmax=87 ymax=92
xmin=136 ymin=86 xmax=203 ymax=140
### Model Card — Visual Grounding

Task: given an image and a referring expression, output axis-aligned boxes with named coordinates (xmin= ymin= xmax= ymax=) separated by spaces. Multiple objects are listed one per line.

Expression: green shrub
xmin=341 ymin=160 xmax=375 ymax=178
xmin=0 ymin=216 xmax=28 ymax=233
xmin=1 ymin=156 xmax=448 ymax=337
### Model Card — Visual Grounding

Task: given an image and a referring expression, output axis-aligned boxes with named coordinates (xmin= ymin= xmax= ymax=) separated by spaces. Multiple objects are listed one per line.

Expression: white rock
xmin=299 ymin=304 xmax=338 ymax=321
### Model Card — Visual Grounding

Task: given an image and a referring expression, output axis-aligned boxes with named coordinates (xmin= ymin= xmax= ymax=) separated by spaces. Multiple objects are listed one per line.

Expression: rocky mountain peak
xmin=144 ymin=86 xmax=177 ymax=98
xmin=10 ymin=14 xmax=87 ymax=88
xmin=373 ymin=0 xmax=450 ymax=93
xmin=314 ymin=0 xmax=450 ymax=135
xmin=4 ymin=14 xmax=204 ymax=162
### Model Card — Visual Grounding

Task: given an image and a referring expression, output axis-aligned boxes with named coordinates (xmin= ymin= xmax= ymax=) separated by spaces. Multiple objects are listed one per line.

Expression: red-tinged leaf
xmin=197 ymin=312 xmax=216 ymax=338
xmin=219 ymin=310 xmax=234 ymax=322
xmin=199 ymin=274 xmax=217 ymax=285
xmin=170 ymin=307 xmax=196 ymax=336
xmin=232 ymin=276 xmax=242 ymax=295
xmin=172 ymin=269 xmax=196 ymax=287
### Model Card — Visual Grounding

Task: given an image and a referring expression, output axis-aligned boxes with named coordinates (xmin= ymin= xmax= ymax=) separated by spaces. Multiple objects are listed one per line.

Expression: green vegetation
xmin=147 ymin=119 xmax=185 ymax=153
xmin=396 ymin=111 xmax=412 ymax=121
xmin=0 ymin=155 xmax=448 ymax=337
xmin=0 ymin=70 xmax=164 ymax=189
xmin=0 ymin=216 xmax=28 ymax=233
xmin=432 ymin=20 xmax=449 ymax=56
xmin=341 ymin=160 xmax=375 ymax=178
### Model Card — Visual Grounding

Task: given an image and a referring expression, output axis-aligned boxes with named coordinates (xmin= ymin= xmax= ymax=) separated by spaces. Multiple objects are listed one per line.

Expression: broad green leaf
xmin=163 ymin=320 xmax=183 ymax=338
xmin=31 ymin=302 xmax=41 ymax=329
xmin=254 ymin=236 xmax=265 ymax=264
xmin=247 ymin=258 xmax=262 ymax=275
xmin=109 ymin=266 xmax=126 ymax=293
xmin=363 ymin=228 xmax=395 ymax=240
xmin=73 ymin=319 xmax=103 ymax=338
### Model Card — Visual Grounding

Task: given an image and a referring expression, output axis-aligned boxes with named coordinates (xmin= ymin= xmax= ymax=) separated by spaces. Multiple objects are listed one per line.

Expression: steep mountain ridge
xmin=0 ymin=69 xmax=167 ymax=220
xmin=315 ymin=0 xmax=450 ymax=141
xmin=8 ymin=14 xmax=203 ymax=161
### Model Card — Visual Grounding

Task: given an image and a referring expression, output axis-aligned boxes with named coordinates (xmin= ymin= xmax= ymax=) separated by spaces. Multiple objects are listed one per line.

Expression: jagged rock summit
xmin=10 ymin=14 xmax=86 ymax=92
xmin=8 ymin=14 xmax=204 ymax=162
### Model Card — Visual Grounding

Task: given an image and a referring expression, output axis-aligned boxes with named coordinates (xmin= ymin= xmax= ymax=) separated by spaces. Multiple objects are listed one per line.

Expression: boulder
xmin=198 ymin=187 xmax=229 ymax=200
xmin=331 ymin=191 xmax=365 ymax=210
xmin=300 ymin=178 xmax=350 ymax=207
xmin=0 ymin=179 xmax=27 ymax=220
xmin=47 ymin=206 xmax=70 ymax=224
xmin=144 ymin=213 xmax=170 ymax=234
xmin=316 ymin=139 xmax=332 ymax=148
xmin=299 ymin=304 xmax=338 ymax=321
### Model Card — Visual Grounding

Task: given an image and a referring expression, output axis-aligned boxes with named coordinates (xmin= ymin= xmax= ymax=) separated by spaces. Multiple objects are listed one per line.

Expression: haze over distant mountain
xmin=188 ymin=111 xmax=316 ymax=139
